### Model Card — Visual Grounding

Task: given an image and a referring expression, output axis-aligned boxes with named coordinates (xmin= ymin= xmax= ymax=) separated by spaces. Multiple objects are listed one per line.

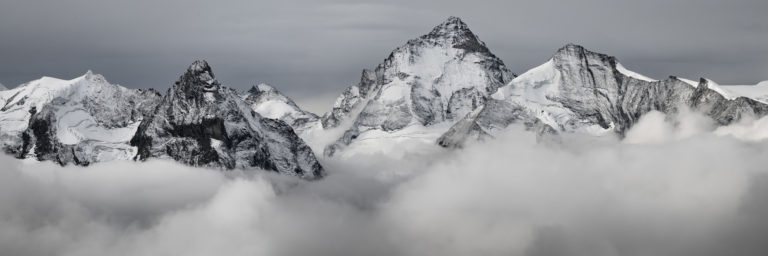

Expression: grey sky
xmin=1 ymin=0 xmax=766 ymax=113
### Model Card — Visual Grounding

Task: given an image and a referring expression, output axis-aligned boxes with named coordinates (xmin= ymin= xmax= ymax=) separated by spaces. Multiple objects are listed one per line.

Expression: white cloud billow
xmin=2 ymin=110 xmax=768 ymax=256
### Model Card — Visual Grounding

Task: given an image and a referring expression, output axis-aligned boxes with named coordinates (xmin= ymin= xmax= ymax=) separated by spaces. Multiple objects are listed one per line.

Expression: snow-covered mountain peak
xmin=250 ymin=83 xmax=276 ymax=93
xmin=413 ymin=16 xmax=490 ymax=54
xmin=0 ymin=71 xmax=163 ymax=166
xmin=244 ymin=83 xmax=288 ymax=101
xmin=242 ymin=83 xmax=320 ymax=134
xmin=426 ymin=16 xmax=471 ymax=38
xmin=439 ymin=44 xmax=768 ymax=147
xmin=80 ymin=70 xmax=110 ymax=84
xmin=322 ymin=17 xmax=512 ymax=156
xmin=0 ymin=82 xmax=6 ymax=90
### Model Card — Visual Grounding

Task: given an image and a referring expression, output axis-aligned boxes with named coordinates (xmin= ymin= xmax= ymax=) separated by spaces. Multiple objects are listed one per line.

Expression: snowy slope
xmin=719 ymin=81 xmax=768 ymax=104
xmin=0 ymin=82 xmax=6 ymax=91
xmin=615 ymin=63 xmax=657 ymax=82
xmin=323 ymin=17 xmax=513 ymax=157
xmin=439 ymin=44 xmax=768 ymax=147
xmin=672 ymin=77 xmax=768 ymax=103
xmin=0 ymin=71 xmax=162 ymax=164
xmin=241 ymin=83 xmax=320 ymax=135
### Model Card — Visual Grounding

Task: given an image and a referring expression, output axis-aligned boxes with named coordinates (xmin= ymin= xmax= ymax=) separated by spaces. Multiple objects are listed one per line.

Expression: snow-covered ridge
xmin=322 ymin=16 xmax=513 ymax=157
xmin=241 ymin=83 xmax=320 ymax=134
xmin=616 ymin=63 xmax=657 ymax=82
xmin=718 ymin=80 xmax=768 ymax=104
xmin=0 ymin=71 xmax=162 ymax=165
xmin=0 ymin=71 xmax=150 ymax=135
xmin=438 ymin=43 xmax=768 ymax=147
xmin=673 ymin=77 xmax=768 ymax=103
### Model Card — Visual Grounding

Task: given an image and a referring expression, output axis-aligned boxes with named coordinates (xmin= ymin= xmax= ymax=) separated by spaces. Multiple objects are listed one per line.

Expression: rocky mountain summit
xmin=438 ymin=44 xmax=768 ymax=147
xmin=322 ymin=16 xmax=514 ymax=156
xmin=130 ymin=61 xmax=324 ymax=179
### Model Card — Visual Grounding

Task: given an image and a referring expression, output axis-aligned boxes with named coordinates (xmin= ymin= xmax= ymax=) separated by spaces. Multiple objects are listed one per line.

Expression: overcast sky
xmin=1 ymin=0 xmax=766 ymax=113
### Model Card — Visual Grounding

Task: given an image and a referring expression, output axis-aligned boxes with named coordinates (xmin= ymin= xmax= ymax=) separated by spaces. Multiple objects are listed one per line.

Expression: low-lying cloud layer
xmin=2 ymin=111 xmax=768 ymax=256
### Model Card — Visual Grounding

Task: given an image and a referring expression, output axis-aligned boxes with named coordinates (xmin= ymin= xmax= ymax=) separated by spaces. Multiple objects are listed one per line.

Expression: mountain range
xmin=1 ymin=16 xmax=767 ymax=178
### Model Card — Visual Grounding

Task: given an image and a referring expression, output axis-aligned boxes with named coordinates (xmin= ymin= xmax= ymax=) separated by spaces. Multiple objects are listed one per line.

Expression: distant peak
xmin=248 ymin=83 xmax=276 ymax=94
xmin=257 ymin=83 xmax=275 ymax=91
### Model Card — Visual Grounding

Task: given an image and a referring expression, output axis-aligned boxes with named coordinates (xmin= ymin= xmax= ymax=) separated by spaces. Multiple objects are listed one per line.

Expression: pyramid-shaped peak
xmin=437 ymin=16 xmax=468 ymax=29
xmin=427 ymin=16 xmax=473 ymax=37
xmin=418 ymin=16 xmax=490 ymax=53
xmin=248 ymin=83 xmax=276 ymax=94
xmin=256 ymin=83 xmax=275 ymax=91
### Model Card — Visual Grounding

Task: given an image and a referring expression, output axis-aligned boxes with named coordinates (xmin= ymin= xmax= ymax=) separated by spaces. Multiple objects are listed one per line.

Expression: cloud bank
xmin=2 ymin=111 xmax=768 ymax=256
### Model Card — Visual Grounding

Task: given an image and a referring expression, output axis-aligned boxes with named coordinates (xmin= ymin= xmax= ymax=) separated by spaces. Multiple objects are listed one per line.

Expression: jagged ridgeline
xmin=438 ymin=44 xmax=768 ymax=147
xmin=130 ymin=61 xmax=324 ymax=179
xmin=2 ymin=16 xmax=768 ymax=175
xmin=314 ymin=17 xmax=768 ymax=154
xmin=0 ymin=61 xmax=323 ymax=179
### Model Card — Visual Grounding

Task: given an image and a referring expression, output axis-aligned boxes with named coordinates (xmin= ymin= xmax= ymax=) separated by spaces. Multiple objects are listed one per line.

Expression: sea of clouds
xmin=2 ymin=110 xmax=768 ymax=256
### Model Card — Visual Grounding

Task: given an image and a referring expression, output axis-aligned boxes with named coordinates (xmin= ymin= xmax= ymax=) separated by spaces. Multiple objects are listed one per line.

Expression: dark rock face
xmin=322 ymin=16 xmax=514 ymax=156
xmin=438 ymin=100 xmax=557 ymax=148
xmin=438 ymin=44 xmax=768 ymax=147
xmin=130 ymin=61 xmax=324 ymax=179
